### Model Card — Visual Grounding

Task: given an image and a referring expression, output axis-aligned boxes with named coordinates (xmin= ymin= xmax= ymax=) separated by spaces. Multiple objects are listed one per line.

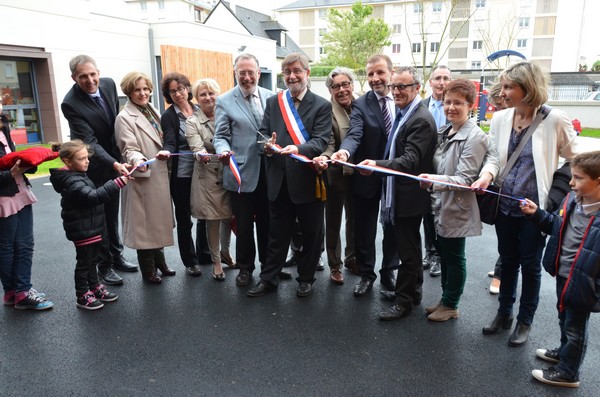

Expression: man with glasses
xmin=422 ymin=65 xmax=452 ymax=277
xmin=357 ymin=66 xmax=437 ymax=320
xmin=61 ymin=54 xmax=137 ymax=286
xmin=313 ymin=67 xmax=358 ymax=285
xmin=247 ymin=53 xmax=331 ymax=298
xmin=214 ymin=53 xmax=281 ymax=287
xmin=330 ymin=54 xmax=398 ymax=296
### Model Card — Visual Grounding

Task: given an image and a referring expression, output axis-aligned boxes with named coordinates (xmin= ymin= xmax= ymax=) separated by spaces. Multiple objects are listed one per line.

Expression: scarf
xmin=380 ymin=94 xmax=423 ymax=225
xmin=136 ymin=104 xmax=163 ymax=143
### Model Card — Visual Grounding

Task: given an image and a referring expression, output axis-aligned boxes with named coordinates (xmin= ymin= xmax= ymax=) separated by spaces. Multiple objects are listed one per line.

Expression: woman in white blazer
xmin=114 ymin=72 xmax=174 ymax=284
xmin=473 ymin=62 xmax=580 ymax=346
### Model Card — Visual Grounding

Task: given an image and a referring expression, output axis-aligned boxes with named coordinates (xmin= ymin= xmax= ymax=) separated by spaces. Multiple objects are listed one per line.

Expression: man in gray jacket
xmin=214 ymin=54 xmax=289 ymax=287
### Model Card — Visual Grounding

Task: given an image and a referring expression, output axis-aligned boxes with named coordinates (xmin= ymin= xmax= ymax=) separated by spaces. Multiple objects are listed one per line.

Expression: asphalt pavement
xmin=1 ymin=175 xmax=598 ymax=396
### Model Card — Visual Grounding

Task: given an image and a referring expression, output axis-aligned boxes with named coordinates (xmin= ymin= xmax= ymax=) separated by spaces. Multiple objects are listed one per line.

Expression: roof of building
xmin=550 ymin=73 xmax=594 ymax=86
xmin=210 ymin=1 xmax=308 ymax=59
xmin=278 ymin=0 xmax=389 ymax=10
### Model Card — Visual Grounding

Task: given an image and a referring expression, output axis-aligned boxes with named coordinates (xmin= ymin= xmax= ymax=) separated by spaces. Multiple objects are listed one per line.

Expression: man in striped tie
xmin=330 ymin=54 xmax=398 ymax=297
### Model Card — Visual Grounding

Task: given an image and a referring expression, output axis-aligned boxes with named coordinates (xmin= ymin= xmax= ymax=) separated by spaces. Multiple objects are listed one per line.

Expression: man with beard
xmin=247 ymin=53 xmax=331 ymax=298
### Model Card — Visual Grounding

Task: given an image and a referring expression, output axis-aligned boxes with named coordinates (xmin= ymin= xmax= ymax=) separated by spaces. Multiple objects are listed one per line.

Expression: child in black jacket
xmin=50 ymin=140 xmax=129 ymax=310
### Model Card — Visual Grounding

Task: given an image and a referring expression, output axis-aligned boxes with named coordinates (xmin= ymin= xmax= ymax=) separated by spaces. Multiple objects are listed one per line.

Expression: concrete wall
xmin=547 ymin=101 xmax=600 ymax=129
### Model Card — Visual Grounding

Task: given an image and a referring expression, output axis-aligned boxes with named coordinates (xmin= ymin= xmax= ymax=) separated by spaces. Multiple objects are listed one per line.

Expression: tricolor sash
xmin=278 ymin=90 xmax=310 ymax=145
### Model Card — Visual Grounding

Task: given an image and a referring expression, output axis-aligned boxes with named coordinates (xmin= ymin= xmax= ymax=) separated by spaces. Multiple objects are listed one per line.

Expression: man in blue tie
xmin=357 ymin=67 xmax=437 ymax=320
xmin=421 ymin=65 xmax=452 ymax=277
xmin=61 ymin=55 xmax=137 ymax=286
xmin=330 ymin=55 xmax=398 ymax=296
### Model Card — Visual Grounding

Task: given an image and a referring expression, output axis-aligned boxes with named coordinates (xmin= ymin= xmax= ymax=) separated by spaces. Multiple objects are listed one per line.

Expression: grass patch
xmin=480 ymin=125 xmax=600 ymax=138
xmin=16 ymin=143 xmax=64 ymax=178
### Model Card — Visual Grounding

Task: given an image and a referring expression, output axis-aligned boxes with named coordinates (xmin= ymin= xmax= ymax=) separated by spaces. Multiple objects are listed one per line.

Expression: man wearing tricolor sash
xmin=247 ymin=53 xmax=331 ymax=298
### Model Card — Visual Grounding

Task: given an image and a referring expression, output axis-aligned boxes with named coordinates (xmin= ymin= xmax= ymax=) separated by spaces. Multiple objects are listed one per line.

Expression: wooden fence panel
xmin=160 ymin=45 xmax=234 ymax=94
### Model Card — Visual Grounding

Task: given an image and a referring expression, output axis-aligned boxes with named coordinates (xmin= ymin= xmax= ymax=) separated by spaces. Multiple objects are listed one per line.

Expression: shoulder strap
xmin=496 ymin=106 xmax=550 ymax=186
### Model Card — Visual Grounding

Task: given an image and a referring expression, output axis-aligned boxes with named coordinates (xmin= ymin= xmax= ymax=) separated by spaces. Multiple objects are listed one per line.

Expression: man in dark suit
xmin=358 ymin=66 xmax=437 ymax=320
xmin=330 ymin=54 xmax=398 ymax=296
xmin=247 ymin=53 xmax=331 ymax=298
xmin=421 ymin=65 xmax=452 ymax=277
xmin=61 ymin=54 xmax=137 ymax=285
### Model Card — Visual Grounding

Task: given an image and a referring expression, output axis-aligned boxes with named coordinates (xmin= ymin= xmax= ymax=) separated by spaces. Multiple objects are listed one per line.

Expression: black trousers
xmin=230 ymin=160 xmax=269 ymax=272
xmin=385 ymin=215 xmax=424 ymax=308
xmin=354 ymin=194 xmax=398 ymax=281
xmin=260 ymin=181 xmax=324 ymax=286
xmin=171 ymin=177 xmax=211 ymax=267
xmin=96 ymin=185 xmax=123 ymax=269
xmin=74 ymin=243 xmax=101 ymax=295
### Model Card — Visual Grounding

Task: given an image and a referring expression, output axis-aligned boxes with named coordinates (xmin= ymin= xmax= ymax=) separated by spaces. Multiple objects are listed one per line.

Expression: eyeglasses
xmin=443 ymin=100 xmax=470 ymax=107
xmin=169 ymin=86 xmax=187 ymax=96
xmin=387 ymin=83 xmax=418 ymax=91
xmin=331 ymin=81 xmax=352 ymax=91
xmin=283 ymin=68 xmax=306 ymax=76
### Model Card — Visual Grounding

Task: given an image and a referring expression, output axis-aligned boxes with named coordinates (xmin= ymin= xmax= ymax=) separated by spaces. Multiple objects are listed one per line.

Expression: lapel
xmin=296 ymin=90 xmax=314 ymax=119
xmin=75 ymin=84 xmax=110 ymax=126
xmin=233 ymin=86 xmax=257 ymax=128
xmin=331 ymin=97 xmax=351 ymax=141
xmin=367 ymin=91 xmax=386 ymax=134
xmin=125 ymin=101 xmax=163 ymax=147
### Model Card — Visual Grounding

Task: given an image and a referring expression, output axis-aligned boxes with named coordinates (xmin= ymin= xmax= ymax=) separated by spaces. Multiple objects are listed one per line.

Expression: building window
xmin=471 ymin=61 xmax=482 ymax=69
xmin=158 ymin=0 xmax=164 ymax=10
xmin=430 ymin=42 xmax=440 ymax=52
xmin=432 ymin=2 xmax=442 ymax=12
xmin=412 ymin=43 xmax=421 ymax=53
xmin=140 ymin=0 xmax=147 ymax=11
xmin=319 ymin=47 xmax=325 ymax=55
xmin=519 ymin=17 xmax=530 ymax=28
xmin=517 ymin=39 xmax=527 ymax=48
xmin=319 ymin=28 xmax=326 ymax=37
xmin=414 ymin=2 xmax=422 ymax=13
xmin=392 ymin=44 xmax=401 ymax=53
xmin=475 ymin=0 xmax=486 ymax=8
xmin=473 ymin=40 xmax=483 ymax=50
xmin=393 ymin=24 xmax=401 ymax=34
xmin=318 ymin=9 xmax=327 ymax=19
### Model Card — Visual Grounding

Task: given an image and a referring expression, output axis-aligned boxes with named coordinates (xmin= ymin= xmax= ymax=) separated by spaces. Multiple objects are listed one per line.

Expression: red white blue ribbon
xmin=278 ymin=90 xmax=309 ymax=145
xmin=229 ymin=154 xmax=242 ymax=193
xmin=333 ymin=160 xmax=525 ymax=203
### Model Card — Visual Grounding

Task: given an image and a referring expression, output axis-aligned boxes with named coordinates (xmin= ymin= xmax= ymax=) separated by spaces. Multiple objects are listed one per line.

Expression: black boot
xmin=482 ymin=314 xmax=514 ymax=334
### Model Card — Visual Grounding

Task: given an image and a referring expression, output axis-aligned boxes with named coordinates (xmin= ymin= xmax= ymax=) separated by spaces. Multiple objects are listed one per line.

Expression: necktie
xmin=93 ymin=95 xmax=113 ymax=120
xmin=380 ymin=97 xmax=392 ymax=136
xmin=384 ymin=110 xmax=401 ymax=158
xmin=246 ymin=94 xmax=263 ymax=127
xmin=431 ymin=100 xmax=443 ymax=129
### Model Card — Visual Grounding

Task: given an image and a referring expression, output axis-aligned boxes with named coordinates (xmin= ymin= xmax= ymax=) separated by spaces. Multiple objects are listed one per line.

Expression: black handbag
xmin=477 ymin=184 xmax=501 ymax=225
xmin=477 ymin=107 xmax=549 ymax=225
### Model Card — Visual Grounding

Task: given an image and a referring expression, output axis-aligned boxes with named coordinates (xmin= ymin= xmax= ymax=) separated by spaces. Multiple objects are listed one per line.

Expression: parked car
xmin=583 ymin=91 xmax=600 ymax=101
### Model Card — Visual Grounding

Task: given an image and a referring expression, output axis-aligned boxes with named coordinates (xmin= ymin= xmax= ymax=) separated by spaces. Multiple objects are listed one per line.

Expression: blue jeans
xmin=555 ymin=276 xmax=590 ymax=380
xmin=0 ymin=205 xmax=34 ymax=294
xmin=495 ymin=213 xmax=545 ymax=325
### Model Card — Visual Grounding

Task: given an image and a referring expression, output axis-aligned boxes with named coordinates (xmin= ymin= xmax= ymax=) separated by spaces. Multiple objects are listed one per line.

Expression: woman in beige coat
xmin=114 ymin=71 xmax=175 ymax=284
xmin=185 ymin=78 xmax=233 ymax=281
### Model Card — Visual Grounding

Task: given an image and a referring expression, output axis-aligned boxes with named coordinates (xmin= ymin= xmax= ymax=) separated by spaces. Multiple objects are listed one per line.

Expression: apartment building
xmin=275 ymin=0 xmax=595 ymax=73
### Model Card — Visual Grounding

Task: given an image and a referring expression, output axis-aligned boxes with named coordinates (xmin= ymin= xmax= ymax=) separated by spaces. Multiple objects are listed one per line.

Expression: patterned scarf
xmin=136 ymin=104 xmax=163 ymax=143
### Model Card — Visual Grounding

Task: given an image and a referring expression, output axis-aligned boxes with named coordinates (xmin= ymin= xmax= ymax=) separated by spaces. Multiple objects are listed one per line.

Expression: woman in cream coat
xmin=114 ymin=71 xmax=175 ymax=284
xmin=473 ymin=61 xmax=580 ymax=346
xmin=185 ymin=78 xmax=232 ymax=281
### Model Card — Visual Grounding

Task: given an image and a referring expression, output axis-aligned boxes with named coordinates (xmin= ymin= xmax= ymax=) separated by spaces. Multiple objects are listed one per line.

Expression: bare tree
xmin=404 ymin=0 xmax=477 ymax=97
